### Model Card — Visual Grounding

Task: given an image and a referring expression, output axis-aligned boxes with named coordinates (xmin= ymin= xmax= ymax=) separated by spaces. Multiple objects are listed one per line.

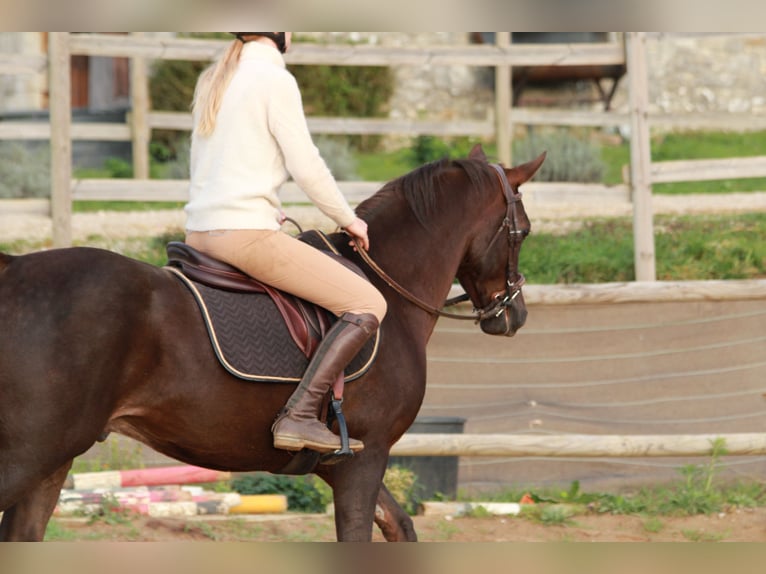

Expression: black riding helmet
xmin=232 ymin=32 xmax=287 ymax=54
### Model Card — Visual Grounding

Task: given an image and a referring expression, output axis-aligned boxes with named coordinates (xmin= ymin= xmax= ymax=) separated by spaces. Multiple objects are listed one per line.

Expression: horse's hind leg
xmin=374 ymin=483 xmax=417 ymax=542
xmin=0 ymin=460 xmax=72 ymax=541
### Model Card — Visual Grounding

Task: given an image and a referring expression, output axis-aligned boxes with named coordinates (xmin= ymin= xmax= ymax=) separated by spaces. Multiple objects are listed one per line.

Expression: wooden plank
xmin=0 ymin=122 xmax=131 ymax=141
xmin=651 ymin=156 xmax=766 ymax=184
xmin=523 ymin=182 xmax=630 ymax=203
xmin=511 ymin=107 xmax=629 ymax=128
xmin=68 ymin=33 xmax=625 ymax=67
xmin=69 ymin=178 xmax=630 ymax=206
xmin=130 ymin=33 xmax=150 ymax=179
xmin=446 ymin=279 xmax=766 ymax=305
xmin=48 ymin=33 xmax=72 ymax=248
xmin=287 ymin=42 xmax=627 ymax=67
xmin=148 ymin=111 xmax=494 ymax=136
xmin=0 ymin=53 xmax=47 ymax=75
xmin=651 ymin=112 xmax=766 ymax=132
xmin=495 ymin=32 xmax=512 ymax=166
xmin=67 ymin=111 xmax=766 ymax=138
xmin=68 ymin=34 xmax=226 ymax=61
xmin=0 ymin=198 xmax=49 ymax=214
xmin=625 ymin=32 xmax=656 ymax=281
xmin=391 ymin=432 xmax=766 ymax=457
xmin=148 ymin=111 xmax=193 ymax=131
xmin=70 ymin=179 xmax=379 ymax=204
xmin=306 ymin=117 xmax=492 ymax=137
xmin=71 ymin=179 xmax=189 ymax=202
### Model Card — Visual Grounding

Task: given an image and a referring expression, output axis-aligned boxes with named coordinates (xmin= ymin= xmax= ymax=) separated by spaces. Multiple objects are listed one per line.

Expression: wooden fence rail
xmin=390 ymin=433 xmax=766 ymax=458
xmin=3 ymin=32 xmax=766 ymax=278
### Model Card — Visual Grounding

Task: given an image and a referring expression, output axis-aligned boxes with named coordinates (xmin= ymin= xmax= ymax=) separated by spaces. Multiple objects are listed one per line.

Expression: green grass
xmin=73 ymin=200 xmax=185 ymax=213
xmin=521 ymin=212 xmax=766 ymax=283
xmin=601 ymin=130 xmax=766 ymax=193
xmin=3 ymin=213 xmax=764 ymax=283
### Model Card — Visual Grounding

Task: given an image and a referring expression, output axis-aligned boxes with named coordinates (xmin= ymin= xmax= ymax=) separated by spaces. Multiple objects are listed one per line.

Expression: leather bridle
xmin=353 ymin=163 xmax=527 ymax=323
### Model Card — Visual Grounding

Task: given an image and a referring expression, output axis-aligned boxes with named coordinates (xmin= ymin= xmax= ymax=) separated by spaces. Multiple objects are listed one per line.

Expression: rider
xmin=184 ymin=32 xmax=387 ymax=454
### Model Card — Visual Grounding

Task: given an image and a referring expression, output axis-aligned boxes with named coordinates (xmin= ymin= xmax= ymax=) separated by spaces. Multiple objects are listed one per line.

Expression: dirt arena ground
xmin=47 ymin=505 xmax=766 ymax=542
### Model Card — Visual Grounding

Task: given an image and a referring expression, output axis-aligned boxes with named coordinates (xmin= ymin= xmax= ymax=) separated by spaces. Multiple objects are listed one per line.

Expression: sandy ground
xmin=48 ymin=505 xmax=766 ymax=542
xmin=2 ymin=192 xmax=766 ymax=244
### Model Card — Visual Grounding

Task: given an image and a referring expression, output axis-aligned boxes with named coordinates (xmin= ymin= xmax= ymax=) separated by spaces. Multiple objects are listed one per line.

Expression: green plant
xmin=0 ymin=142 xmax=50 ymax=198
xmin=682 ymin=528 xmax=728 ymax=542
xmin=44 ymin=520 xmax=80 ymax=541
xmin=513 ymin=128 xmax=605 ymax=183
xmin=147 ymin=33 xmax=223 ymax=158
xmin=643 ymin=517 xmax=664 ymax=534
xmin=538 ymin=505 xmax=575 ymax=526
xmin=434 ymin=518 xmax=461 ymax=540
xmin=383 ymin=465 xmax=420 ymax=515
xmin=659 ymin=438 xmax=728 ymax=515
xmin=407 ymin=136 xmax=477 ymax=166
xmin=84 ymin=493 xmax=136 ymax=526
xmin=463 ymin=504 xmax=493 ymax=518
xmin=230 ymin=473 xmax=330 ymax=513
xmin=291 ymin=63 xmax=394 ymax=152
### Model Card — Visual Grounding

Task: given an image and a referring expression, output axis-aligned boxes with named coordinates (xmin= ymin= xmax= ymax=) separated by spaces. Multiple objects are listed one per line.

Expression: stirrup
xmin=320 ymin=398 xmax=355 ymax=465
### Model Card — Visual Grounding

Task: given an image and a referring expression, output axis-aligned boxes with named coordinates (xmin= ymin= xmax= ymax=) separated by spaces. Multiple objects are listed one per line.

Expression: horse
xmin=0 ymin=144 xmax=544 ymax=541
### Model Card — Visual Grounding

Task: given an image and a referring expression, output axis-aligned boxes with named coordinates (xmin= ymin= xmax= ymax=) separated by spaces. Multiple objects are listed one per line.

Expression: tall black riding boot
xmin=272 ymin=312 xmax=378 ymax=453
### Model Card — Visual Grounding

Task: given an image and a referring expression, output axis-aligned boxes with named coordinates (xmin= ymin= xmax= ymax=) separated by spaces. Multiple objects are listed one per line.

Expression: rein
xmin=352 ymin=163 xmax=525 ymax=323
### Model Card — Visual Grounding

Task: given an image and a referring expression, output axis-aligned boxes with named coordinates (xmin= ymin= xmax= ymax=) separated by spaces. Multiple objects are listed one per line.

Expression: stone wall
xmin=312 ymin=33 xmax=766 ymax=139
xmin=637 ymin=33 xmax=766 ymax=116
xmin=2 ymin=32 xmax=764 ymax=129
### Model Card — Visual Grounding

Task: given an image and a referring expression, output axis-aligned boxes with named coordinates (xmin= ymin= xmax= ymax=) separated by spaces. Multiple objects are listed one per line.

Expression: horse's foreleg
xmin=0 ymin=460 xmax=72 ymax=541
xmin=321 ymin=452 xmax=389 ymax=542
xmin=374 ymin=482 xmax=417 ymax=542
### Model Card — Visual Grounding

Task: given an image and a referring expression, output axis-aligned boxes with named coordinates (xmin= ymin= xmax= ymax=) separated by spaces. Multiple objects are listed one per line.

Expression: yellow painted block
xmin=228 ymin=494 xmax=288 ymax=514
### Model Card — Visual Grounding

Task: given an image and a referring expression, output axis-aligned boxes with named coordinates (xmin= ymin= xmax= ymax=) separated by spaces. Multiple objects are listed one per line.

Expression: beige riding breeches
xmin=185 ymin=229 xmax=387 ymax=322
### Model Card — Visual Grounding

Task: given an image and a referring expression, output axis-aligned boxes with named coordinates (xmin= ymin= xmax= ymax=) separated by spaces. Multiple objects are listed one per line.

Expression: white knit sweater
xmin=185 ymin=42 xmax=357 ymax=232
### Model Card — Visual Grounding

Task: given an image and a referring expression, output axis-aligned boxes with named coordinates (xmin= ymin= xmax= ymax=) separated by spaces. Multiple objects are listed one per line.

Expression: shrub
xmin=383 ymin=465 xmax=420 ymax=514
xmin=0 ymin=142 xmax=50 ymax=198
xmin=291 ymin=63 xmax=394 ymax=152
xmin=230 ymin=473 xmax=330 ymax=513
xmin=148 ymin=34 xmax=394 ymax=157
xmin=407 ymin=136 xmax=476 ymax=166
xmin=513 ymin=128 xmax=605 ymax=183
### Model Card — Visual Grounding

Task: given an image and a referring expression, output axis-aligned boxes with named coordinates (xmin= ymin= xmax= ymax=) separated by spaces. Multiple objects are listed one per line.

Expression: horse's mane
xmin=356 ymin=157 xmax=497 ymax=229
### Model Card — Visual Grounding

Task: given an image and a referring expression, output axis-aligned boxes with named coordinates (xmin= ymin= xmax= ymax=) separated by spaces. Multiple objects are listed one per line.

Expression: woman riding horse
xmin=185 ymin=32 xmax=387 ymax=455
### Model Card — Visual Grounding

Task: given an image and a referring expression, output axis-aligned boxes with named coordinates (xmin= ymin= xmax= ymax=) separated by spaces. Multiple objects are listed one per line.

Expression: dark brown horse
xmin=0 ymin=144 xmax=543 ymax=541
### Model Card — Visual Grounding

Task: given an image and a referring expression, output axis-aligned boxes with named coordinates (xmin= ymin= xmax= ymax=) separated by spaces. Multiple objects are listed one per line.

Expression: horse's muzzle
xmin=479 ymin=294 xmax=527 ymax=337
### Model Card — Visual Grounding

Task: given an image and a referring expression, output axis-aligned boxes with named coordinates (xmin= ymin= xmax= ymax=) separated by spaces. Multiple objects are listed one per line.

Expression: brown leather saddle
xmin=165 ymin=230 xmax=379 ymax=384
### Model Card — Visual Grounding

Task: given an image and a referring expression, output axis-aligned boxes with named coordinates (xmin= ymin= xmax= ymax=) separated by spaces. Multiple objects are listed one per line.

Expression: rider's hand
xmin=343 ymin=217 xmax=370 ymax=251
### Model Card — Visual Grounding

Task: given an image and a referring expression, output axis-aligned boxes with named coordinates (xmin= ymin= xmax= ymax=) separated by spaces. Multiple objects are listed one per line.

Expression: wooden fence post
xmin=495 ymin=32 xmax=512 ymax=166
xmin=625 ymin=32 xmax=656 ymax=281
xmin=48 ymin=32 xmax=72 ymax=248
xmin=130 ymin=32 xmax=150 ymax=180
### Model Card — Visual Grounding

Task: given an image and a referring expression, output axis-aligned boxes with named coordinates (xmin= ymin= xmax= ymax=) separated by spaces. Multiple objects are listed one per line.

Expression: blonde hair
xmin=191 ymin=40 xmax=243 ymax=136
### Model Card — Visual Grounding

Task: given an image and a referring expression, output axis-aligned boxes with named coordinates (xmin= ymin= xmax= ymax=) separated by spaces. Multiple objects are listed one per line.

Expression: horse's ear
xmin=468 ymin=144 xmax=487 ymax=162
xmin=508 ymin=151 xmax=546 ymax=186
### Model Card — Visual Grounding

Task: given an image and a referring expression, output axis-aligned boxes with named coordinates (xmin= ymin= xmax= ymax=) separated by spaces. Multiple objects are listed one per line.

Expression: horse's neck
xmin=362 ymin=196 xmax=477 ymax=338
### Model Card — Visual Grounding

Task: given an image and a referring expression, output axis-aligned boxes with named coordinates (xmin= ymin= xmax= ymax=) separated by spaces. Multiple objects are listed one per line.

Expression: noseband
xmin=353 ymin=163 xmax=525 ymax=323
